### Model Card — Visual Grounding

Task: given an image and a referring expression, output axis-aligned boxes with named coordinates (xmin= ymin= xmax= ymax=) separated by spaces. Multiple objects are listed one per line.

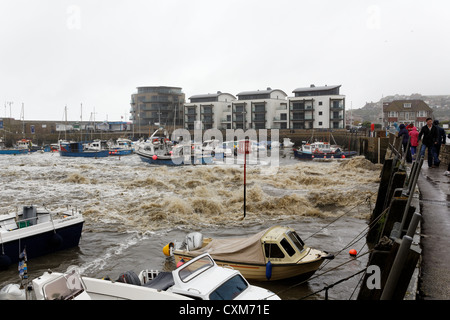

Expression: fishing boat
xmin=107 ymin=138 xmax=134 ymax=156
xmin=25 ymin=253 xmax=279 ymax=300
xmin=59 ymin=141 xmax=109 ymax=158
xmin=0 ymin=205 xmax=84 ymax=270
xmin=163 ymin=225 xmax=334 ymax=282
xmin=0 ymin=139 xmax=28 ymax=155
xmin=16 ymin=139 xmax=41 ymax=152
xmin=293 ymin=141 xmax=357 ymax=160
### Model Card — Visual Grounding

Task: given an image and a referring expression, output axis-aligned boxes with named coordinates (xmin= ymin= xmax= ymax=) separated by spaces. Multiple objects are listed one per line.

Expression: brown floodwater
xmin=0 ymin=151 xmax=381 ymax=300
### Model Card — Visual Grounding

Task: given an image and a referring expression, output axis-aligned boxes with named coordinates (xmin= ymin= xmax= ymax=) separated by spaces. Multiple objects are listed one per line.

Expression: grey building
xmin=130 ymin=86 xmax=185 ymax=129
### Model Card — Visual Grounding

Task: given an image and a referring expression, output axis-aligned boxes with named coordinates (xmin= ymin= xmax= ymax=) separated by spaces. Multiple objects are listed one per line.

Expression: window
xmin=264 ymin=243 xmax=285 ymax=258
xmin=404 ymin=103 xmax=411 ymax=108
xmin=319 ymin=101 xmax=323 ymax=105
xmin=280 ymin=238 xmax=296 ymax=256
xmin=280 ymin=113 xmax=287 ymax=120
xmin=319 ymin=111 xmax=323 ymax=116
xmin=318 ymin=121 xmax=323 ymax=126
xmin=209 ymin=275 xmax=248 ymax=300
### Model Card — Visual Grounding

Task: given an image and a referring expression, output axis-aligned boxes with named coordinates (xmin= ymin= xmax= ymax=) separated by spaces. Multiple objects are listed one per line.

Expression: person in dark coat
xmin=418 ymin=118 xmax=439 ymax=168
xmin=433 ymin=120 xmax=446 ymax=166
xmin=398 ymin=123 xmax=412 ymax=163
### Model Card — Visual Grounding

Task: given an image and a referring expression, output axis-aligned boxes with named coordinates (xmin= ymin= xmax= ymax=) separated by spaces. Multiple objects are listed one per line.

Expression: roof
xmin=236 ymin=88 xmax=287 ymax=97
xmin=189 ymin=92 xmax=235 ymax=100
xmin=292 ymin=85 xmax=341 ymax=93
xmin=383 ymin=100 xmax=432 ymax=112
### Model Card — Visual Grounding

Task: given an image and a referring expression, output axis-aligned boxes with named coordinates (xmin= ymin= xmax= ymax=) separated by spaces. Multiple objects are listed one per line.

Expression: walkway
xmin=416 ymin=163 xmax=450 ymax=300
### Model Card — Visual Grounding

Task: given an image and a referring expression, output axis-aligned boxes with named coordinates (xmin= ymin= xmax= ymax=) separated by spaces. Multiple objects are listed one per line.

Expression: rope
xmin=266 ymin=203 xmax=390 ymax=300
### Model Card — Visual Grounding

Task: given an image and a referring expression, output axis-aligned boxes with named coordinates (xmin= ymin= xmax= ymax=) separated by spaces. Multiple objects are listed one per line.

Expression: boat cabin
xmin=261 ymin=227 xmax=306 ymax=264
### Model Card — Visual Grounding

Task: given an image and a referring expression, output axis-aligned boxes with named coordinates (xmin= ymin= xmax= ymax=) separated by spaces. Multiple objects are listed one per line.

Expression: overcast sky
xmin=1 ymin=0 xmax=449 ymax=121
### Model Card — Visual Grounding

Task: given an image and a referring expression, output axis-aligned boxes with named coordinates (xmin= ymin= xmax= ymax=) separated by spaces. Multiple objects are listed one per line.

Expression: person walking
xmin=418 ymin=118 xmax=439 ymax=168
xmin=433 ymin=120 xmax=446 ymax=166
xmin=398 ymin=123 xmax=412 ymax=162
xmin=409 ymin=126 xmax=419 ymax=160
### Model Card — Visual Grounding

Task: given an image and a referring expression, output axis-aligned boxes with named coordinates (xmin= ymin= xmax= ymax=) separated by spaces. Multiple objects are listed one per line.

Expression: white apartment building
xmin=289 ymin=85 xmax=345 ymax=129
xmin=182 ymin=85 xmax=345 ymax=130
xmin=233 ymin=88 xmax=288 ymax=130
xmin=184 ymin=91 xmax=236 ymax=130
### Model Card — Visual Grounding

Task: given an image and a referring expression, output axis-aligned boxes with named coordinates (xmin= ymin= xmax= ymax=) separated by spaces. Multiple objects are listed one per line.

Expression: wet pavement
xmin=416 ymin=162 xmax=450 ymax=300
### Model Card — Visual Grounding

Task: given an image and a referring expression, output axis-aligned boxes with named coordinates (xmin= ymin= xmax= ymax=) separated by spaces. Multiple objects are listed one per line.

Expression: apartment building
xmin=130 ymin=86 xmax=185 ymax=128
xmin=289 ymin=85 xmax=345 ymax=129
xmin=183 ymin=91 xmax=236 ymax=130
xmin=234 ymin=88 xmax=288 ymax=130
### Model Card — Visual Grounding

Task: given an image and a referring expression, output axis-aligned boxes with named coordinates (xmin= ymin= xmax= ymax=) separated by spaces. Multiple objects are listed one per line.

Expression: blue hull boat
xmin=59 ymin=142 xmax=109 ymax=158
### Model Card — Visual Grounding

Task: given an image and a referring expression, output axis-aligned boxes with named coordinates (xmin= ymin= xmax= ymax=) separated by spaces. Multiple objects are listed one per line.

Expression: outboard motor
xmin=185 ymin=232 xmax=203 ymax=251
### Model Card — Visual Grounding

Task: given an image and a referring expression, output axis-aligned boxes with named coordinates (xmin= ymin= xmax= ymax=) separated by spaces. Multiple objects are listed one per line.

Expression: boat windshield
xmin=42 ymin=268 xmax=85 ymax=300
xmin=179 ymin=255 xmax=214 ymax=283
xmin=209 ymin=275 xmax=248 ymax=300
xmin=286 ymin=231 xmax=305 ymax=252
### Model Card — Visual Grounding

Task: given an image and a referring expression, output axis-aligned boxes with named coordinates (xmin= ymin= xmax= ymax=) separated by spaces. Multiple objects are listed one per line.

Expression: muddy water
xmin=0 ymin=152 xmax=381 ymax=300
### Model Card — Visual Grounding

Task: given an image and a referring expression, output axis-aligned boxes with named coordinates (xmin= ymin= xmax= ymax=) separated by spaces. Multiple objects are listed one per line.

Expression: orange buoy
xmin=349 ymin=249 xmax=357 ymax=257
xmin=152 ymin=155 xmax=157 ymax=160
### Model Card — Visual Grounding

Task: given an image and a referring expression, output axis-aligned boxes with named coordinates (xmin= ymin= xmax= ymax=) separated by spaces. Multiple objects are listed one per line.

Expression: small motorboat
xmin=0 ymin=205 xmax=84 ymax=270
xmin=107 ymin=138 xmax=134 ymax=156
xmin=28 ymin=253 xmax=279 ymax=300
xmin=164 ymin=225 xmax=334 ymax=282
xmin=293 ymin=141 xmax=357 ymax=160
xmin=59 ymin=141 xmax=109 ymax=158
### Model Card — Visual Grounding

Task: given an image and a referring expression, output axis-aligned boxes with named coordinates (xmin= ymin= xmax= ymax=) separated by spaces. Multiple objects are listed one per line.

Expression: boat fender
xmin=163 ymin=242 xmax=174 ymax=256
xmin=116 ymin=271 xmax=141 ymax=286
xmin=176 ymin=258 xmax=185 ymax=268
xmin=265 ymin=261 xmax=272 ymax=280
xmin=49 ymin=233 xmax=63 ymax=249
xmin=0 ymin=254 xmax=12 ymax=271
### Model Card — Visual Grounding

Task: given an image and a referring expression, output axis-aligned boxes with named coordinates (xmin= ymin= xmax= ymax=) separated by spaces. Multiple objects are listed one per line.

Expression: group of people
xmin=397 ymin=117 xmax=449 ymax=176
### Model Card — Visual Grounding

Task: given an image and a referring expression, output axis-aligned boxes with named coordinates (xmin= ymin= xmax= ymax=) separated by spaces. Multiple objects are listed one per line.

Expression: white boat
xmin=29 ymin=253 xmax=279 ymax=300
xmin=0 ymin=206 xmax=84 ymax=270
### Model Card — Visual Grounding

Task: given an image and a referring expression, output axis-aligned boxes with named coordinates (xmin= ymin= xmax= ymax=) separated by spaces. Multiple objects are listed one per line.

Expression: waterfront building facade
xmin=130 ymin=86 xmax=185 ymax=128
xmin=288 ymin=85 xmax=345 ymax=130
xmin=383 ymin=99 xmax=433 ymax=129
xmin=183 ymin=92 xmax=236 ymax=130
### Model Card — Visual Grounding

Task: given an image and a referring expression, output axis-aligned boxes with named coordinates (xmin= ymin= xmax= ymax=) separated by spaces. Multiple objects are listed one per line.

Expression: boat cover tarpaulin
xmin=189 ymin=229 xmax=267 ymax=265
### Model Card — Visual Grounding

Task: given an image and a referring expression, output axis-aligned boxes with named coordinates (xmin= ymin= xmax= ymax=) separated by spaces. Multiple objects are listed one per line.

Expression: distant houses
xmin=383 ymin=100 xmax=433 ymax=129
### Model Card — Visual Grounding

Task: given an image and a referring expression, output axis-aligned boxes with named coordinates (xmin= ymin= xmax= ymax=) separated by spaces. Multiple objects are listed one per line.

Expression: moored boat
xmin=293 ymin=141 xmax=357 ymax=160
xmin=25 ymin=253 xmax=279 ymax=300
xmin=0 ymin=205 xmax=84 ymax=270
xmin=59 ymin=141 xmax=109 ymax=158
xmin=108 ymin=138 xmax=134 ymax=156
xmin=164 ymin=225 xmax=334 ymax=282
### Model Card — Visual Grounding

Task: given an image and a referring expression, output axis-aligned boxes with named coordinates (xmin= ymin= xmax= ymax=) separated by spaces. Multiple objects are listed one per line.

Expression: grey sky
xmin=1 ymin=0 xmax=449 ymax=121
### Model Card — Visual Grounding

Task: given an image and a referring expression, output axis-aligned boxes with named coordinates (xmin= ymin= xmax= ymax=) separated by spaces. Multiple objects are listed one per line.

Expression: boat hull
xmin=59 ymin=150 xmax=109 ymax=157
xmin=0 ymin=149 xmax=28 ymax=155
xmin=1 ymin=220 xmax=84 ymax=266
xmin=137 ymin=152 xmax=213 ymax=166
xmin=293 ymin=149 xmax=357 ymax=160
xmin=173 ymin=252 xmax=324 ymax=281
xmin=109 ymin=149 xmax=133 ymax=156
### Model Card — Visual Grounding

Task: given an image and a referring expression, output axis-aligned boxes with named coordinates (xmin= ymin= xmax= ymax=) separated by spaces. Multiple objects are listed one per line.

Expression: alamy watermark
xmin=169 ymin=128 xmax=280 ymax=175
